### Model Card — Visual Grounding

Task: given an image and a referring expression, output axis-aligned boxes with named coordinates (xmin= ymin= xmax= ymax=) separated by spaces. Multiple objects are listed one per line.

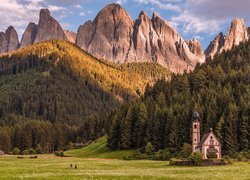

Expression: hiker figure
xmin=75 ymin=164 xmax=77 ymax=169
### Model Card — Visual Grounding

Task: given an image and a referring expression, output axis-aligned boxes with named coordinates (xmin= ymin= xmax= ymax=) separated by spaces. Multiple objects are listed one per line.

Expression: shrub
xmin=13 ymin=148 xmax=20 ymax=155
xmin=35 ymin=144 xmax=43 ymax=154
xmin=223 ymin=155 xmax=232 ymax=164
xmin=154 ymin=149 xmax=172 ymax=161
xmin=189 ymin=152 xmax=202 ymax=165
xmin=169 ymin=158 xmax=178 ymax=166
xmin=145 ymin=142 xmax=154 ymax=155
xmin=55 ymin=150 xmax=64 ymax=157
xmin=22 ymin=150 xmax=29 ymax=155
xmin=242 ymin=151 xmax=250 ymax=159
xmin=29 ymin=148 xmax=36 ymax=155
xmin=181 ymin=143 xmax=192 ymax=158
xmin=207 ymin=152 xmax=217 ymax=159
xmin=237 ymin=153 xmax=247 ymax=162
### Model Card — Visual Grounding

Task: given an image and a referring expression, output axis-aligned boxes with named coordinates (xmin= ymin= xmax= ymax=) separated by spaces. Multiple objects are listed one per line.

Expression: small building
xmin=0 ymin=150 xmax=5 ymax=156
xmin=192 ymin=112 xmax=222 ymax=159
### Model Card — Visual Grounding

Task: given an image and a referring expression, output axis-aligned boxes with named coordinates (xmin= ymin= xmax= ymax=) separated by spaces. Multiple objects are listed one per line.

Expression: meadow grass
xmin=1 ymin=137 xmax=250 ymax=179
xmin=65 ymin=136 xmax=135 ymax=159
xmin=0 ymin=155 xmax=250 ymax=179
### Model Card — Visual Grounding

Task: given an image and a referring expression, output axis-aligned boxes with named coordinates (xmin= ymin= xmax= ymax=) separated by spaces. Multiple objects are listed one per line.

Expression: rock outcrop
xmin=34 ymin=9 xmax=67 ymax=43
xmin=20 ymin=9 xmax=67 ymax=48
xmin=76 ymin=3 xmax=204 ymax=73
xmin=205 ymin=18 xmax=249 ymax=59
xmin=0 ymin=26 xmax=19 ymax=53
xmin=20 ymin=22 xmax=38 ymax=48
xmin=64 ymin=30 xmax=77 ymax=43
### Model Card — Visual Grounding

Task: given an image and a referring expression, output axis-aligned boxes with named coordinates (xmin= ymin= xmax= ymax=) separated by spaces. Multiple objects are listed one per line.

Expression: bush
xmin=169 ymin=158 xmax=178 ymax=165
xmin=189 ymin=152 xmax=202 ymax=165
xmin=36 ymin=144 xmax=43 ymax=154
xmin=237 ymin=153 xmax=247 ymax=162
xmin=207 ymin=152 xmax=217 ymax=159
xmin=242 ymin=151 xmax=250 ymax=159
xmin=13 ymin=148 xmax=20 ymax=155
xmin=29 ymin=148 xmax=36 ymax=155
xmin=145 ymin=142 xmax=155 ymax=155
xmin=181 ymin=143 xmax=192 ymax=158
xmin=55 ymin=150 xmax=64 ymax=157
xmin=223 ymin=155 xmax=233 ymax=164
xmin=154 ymin=149 xmax=172 ymax=161
xmin=22 ymin=149 xmax=29 ymax=155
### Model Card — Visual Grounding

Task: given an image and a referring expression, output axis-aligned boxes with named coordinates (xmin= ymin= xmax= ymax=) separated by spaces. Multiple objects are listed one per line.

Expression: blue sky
xmin=0 ymin=0 xmax=250 ymax=49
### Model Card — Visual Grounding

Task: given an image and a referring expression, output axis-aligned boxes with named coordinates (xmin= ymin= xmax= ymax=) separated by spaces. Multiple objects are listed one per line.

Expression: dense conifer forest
xmin=108 ymin=40 xmax=250 ymax=156
xmin=0 ymin=40 xmax=170 ymax=153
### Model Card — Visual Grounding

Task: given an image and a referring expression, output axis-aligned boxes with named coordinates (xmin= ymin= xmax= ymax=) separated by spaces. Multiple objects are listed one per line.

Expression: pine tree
xmin=239 ymin=115 xmax=249 ymax=152
xmin=224 ymin=103 xmax=238 ymax=156
xmin=119 ymin=106 xmax=134 ymax=149
xmin=136 ymin=103 xmax=147 ymax=148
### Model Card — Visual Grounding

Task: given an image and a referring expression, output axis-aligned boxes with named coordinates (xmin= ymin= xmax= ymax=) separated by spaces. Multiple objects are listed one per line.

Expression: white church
xmin=192 ymin=112 xmax=222 ymax=159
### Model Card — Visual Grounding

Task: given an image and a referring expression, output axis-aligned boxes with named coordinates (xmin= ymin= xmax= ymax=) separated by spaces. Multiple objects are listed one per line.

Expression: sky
xmin=0 ymin=0 xmax=250 ymax=49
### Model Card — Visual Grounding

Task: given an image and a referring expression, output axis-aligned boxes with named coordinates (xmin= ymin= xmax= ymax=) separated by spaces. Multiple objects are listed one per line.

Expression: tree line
xmin=108 ymin=40 xmax=250 ymax=157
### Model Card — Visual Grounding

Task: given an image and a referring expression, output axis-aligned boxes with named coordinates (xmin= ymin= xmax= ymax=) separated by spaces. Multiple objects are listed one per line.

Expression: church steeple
xmin=192 ymin=111 xmax=201 ymax=152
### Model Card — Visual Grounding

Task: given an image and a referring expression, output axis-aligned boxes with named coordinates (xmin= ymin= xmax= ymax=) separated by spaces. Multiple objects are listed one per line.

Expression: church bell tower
xmin=192 ymin=112 xmax=200 ymax=152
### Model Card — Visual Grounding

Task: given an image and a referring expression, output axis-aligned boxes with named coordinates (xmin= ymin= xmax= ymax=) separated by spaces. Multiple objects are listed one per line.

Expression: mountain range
xmin=0 ymin=3 xmax=249 ymax=73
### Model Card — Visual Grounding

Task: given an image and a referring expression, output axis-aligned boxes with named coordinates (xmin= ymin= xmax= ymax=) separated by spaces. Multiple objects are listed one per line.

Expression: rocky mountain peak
xmin=0 ymin=26 xmax=19 ymax=53
xmin=204 ymin=32 xmax=224 ymax=58
xmin=64 ymin=30 xmax=76 ymax=43
xmin=187 ymin=38 xmax=203 ymax=55
xmin=20 ymin=22 xmax=38 ymax=48
xmin=224 ymin=18 xmax=248 ymax=49
xmin=40 ymin=9 xmax=50 ymax=17
xmin=76 ymin=3 xmax=205 ymax=73
xmin=34 ymin=9 xmax=67 ymax=43
xmin=205 ymin=18 xmax=249 ymax=59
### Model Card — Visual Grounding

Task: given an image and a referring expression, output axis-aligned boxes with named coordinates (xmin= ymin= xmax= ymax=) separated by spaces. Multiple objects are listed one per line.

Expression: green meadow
xmin=0 ymin=137 xmax=249 ymax=179
xmin=0 ymin=155 xmax=250 ymax=179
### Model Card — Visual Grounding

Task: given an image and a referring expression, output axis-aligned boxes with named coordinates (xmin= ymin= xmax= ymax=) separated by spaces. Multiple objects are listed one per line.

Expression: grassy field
xmin=65 ymin=136 xmax=135 ymax=159
xmin=0 ymin=155 xmax=250 ymax=179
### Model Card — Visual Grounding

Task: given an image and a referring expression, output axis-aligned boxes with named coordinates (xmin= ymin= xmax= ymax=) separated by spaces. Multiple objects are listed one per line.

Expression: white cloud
xmin=171 ymin=11 xmax=224 ymax=35
xmin=116 ymin=0 xmax=127 ymax=4
xmin=80 ymin=12 xmax=85 ymax=16
xmin=74 ymin=4 xmax=82 ymax=9
xmin=135 ymin=0 xmax=181 ymax=12
xmin=0 ymin=0 xmax=66 ymax=38
xmin=170 ymin=0 xmax=250 ymax=36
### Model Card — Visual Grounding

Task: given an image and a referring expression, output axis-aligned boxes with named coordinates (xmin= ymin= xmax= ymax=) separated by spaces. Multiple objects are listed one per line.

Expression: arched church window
xmin=194 ymin=124 xmax=197 ymax=129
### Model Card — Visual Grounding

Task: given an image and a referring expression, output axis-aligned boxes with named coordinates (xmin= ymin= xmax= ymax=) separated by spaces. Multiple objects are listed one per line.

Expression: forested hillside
xmin=108 ymin=40 xmax=250 ymax=156
xmin=0 ymin=40 xmax=170 ymax=153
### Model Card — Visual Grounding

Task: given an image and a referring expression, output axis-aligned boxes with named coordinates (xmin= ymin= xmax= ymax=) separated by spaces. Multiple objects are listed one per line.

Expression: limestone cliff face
xmin=0 ymin=26 xmax=19 ymax=53
xmin=20 ymin=22 xmax=38 ymax=48
xmin=34 ymin=9 xmax=67 ymax=43
xmin=0 ymin=32 xmax=8 ymax=53
xmin=20 ymin=9 xmax=67 ymax=48
xmin=76 ymin=3 xmax=205 ymax=73
xmin=205 ymin=18 xmax=249 ymax=59
xmin=64 ymin=30 xmax=76 ymax=43
xmin=204 ymin=32 xmax=224 ymax=59
xmin=77 ymin=3 xmax=134 ymax=63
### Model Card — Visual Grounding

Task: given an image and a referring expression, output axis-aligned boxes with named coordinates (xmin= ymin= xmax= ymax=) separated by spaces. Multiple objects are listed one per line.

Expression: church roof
xmin=197 ymin=131 xmax=221 ymax=148
xmin=197 ymin=133 xmax=210 ymax=148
